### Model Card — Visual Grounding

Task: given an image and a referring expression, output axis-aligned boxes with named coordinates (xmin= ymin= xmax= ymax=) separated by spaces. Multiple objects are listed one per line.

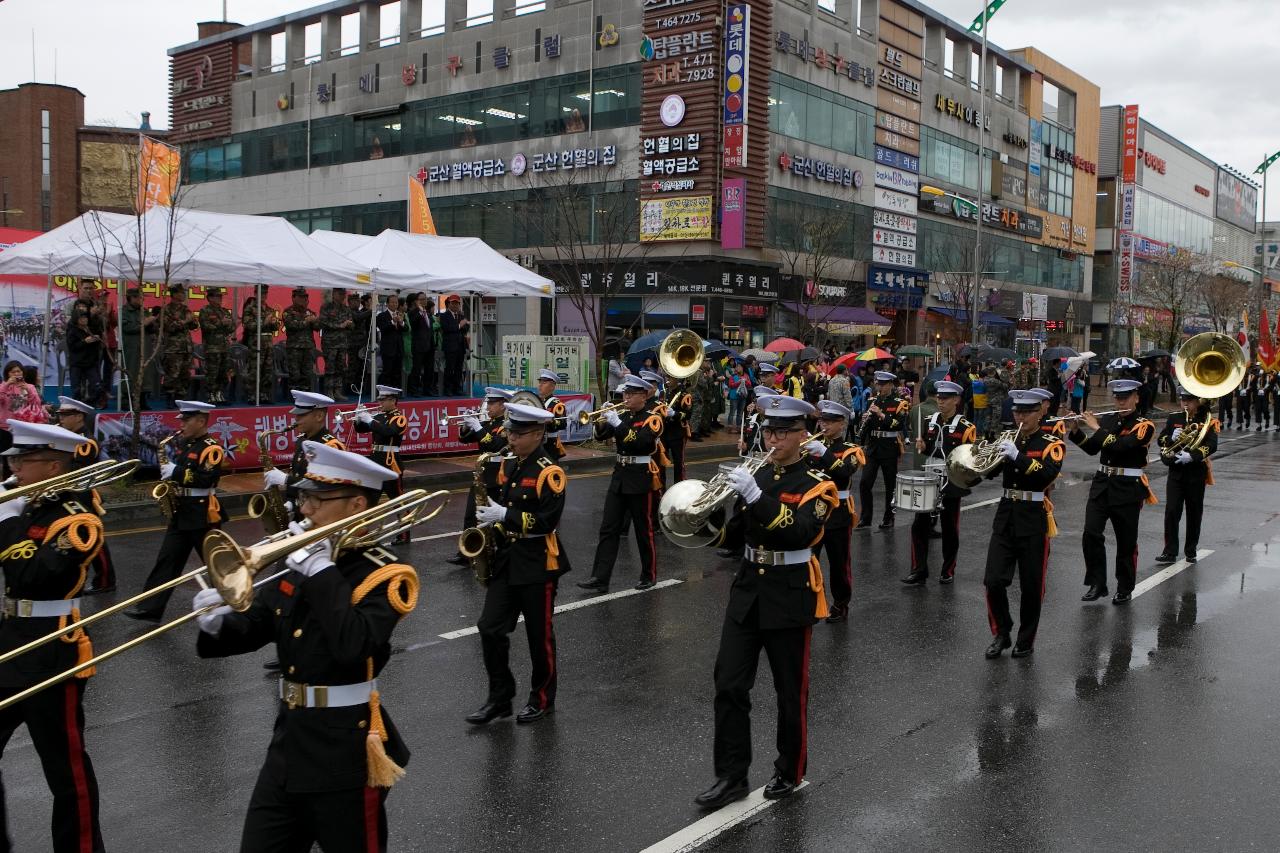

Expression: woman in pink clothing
xmin=0 ymin=360 xmax=47 ymax=429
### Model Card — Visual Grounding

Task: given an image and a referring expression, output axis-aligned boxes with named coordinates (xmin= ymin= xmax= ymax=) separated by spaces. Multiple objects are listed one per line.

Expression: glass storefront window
xmin=768 ymin=73 xmax=873 ymax=159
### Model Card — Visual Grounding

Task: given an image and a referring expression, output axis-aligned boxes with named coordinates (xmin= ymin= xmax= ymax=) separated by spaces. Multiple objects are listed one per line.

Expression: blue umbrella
xmin=704 ymin=339 xmax=740 ymax=360
xmin=626 ymin=331 xmax=667 ymax=355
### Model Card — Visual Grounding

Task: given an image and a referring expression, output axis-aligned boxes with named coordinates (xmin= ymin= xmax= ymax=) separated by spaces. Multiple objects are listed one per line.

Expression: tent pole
xmin=254 ymin=283 xmax=263 ymax=407
xmin=368 ymin=290 xmax=378 ymax=400
xmin=39 ymin=270 xmax=53 ymax=395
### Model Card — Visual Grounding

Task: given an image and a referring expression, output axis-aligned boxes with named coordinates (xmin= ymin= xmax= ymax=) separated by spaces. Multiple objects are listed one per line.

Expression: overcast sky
xmin=2 ymin=0 xmax=1278 ymax=220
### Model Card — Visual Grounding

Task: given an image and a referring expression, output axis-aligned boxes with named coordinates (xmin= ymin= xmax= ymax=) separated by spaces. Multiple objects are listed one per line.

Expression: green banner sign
xmin=968 ymin=0 xmax=1007 ymax=33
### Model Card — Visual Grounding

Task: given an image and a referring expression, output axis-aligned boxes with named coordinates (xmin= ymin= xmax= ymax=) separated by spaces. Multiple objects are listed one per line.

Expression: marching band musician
xmin=125 ymin=401 xmax=227 ymax=623
xmin=448 ymin=387 xmax=513 ymax=567
xmin=194 ymin=443 xmax=418 ymax=851
xmin=982 ymin=391 xmax=1065 ymax=659
xmin=801 ymin=400 xmax=864 ymax=622
xmin=902 ymin=382 xmax=976 ymax=587
xmin=695 ymin=395 xmax=837 ymax=809
xmin=355 ymin=385 xmax=409 ymax=545
xmin=857 ymin=371 xmax=910 ymax=530
xmin=0 ymin=422 xmax=108 ymax=852
xmin=1029 ymin=388 xmax=1068 ymax=438
xmin=53 ymin=396 xmax=114 ymax=595
xmin=738 ymin=386 xmax=779 ymax=456
xmin=1155 ymin=386 xmax=1218 ymax=565
xmin=640 ymin=369 xmax=675 ymax=526
xmin=578 ymin=376 xmax=663 ymax=593
xmin=263 ymin=391 xmax=346 ymax=522
xmin=536 ymin=368 xmax=568 ymax=461
xmin=1069 ymin=378 xmax=1156 ymax=605
xmin=657 ymin=368 xmax=693 ymax=482
xmin=465 ymin=403 xmax=570 ymax=726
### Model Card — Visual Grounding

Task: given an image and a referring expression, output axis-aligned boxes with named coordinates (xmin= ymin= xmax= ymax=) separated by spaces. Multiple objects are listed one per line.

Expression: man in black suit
xmin=376 ymin=294 xmax=406 ymax=389
xmin=439 ymin=294 xmax=469 ymax=396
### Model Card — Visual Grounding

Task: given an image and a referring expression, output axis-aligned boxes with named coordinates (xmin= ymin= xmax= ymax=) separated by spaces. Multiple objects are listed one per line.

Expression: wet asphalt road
xmin=7 ymin=428 xmax=1280 ymax=852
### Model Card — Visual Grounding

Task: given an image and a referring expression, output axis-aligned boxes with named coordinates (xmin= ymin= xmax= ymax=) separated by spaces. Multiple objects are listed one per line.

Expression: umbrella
xmin=1040 ymin=346 xmax=1079 ymax=360
xmin=894 ymin=345 xmax=935 ymax=357
xmin=977 ymin=347 xmax=1016 ymax=363
xmin=1138 ymin=348 xmax=1171 ymax=360
xmin=703 ymin=339 xmax=732 ymax=356
xmin=765 ymin=337 xmax=805 ymax=353
xmin=856 ymin=347 xmax=894 ymax=362
xmin=626 ymin=331 xmax=668 ymax=355
xmin=826 ymin=352 xmax=863 ymax=374
xmin=957 ymin=344 xmax=981 ymax=357
xmin=781 ymin=346 xmax=821 ymax=364
xmin=741 ymin=348 xmax=780 ymax=363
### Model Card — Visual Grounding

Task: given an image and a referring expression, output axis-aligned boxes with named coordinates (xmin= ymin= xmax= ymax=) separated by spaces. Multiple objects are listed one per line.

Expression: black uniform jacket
xmin=458 ymin=420 xmax=508 ymax=494
xmin=542 ymin=395 xmax=567 ymax=461
xmin=921 ymin=412 xmax=978 ymax=498
xmin=859 ymin=394 xmax=910 ymax=459
xmin=664 ymin=386 xmax=693 ymax=441
xmin=355 ymin=409 xmax=407 ymax=474
xmin=0 ymin=489 xmax=103 ymax=690
xmin=287 ymin=429 xmax=345 ymax=503
xmin=714 ymin=460 xmax=839 ymax=629
xmin=167 ymin=433 xmax=228 ymax=531
xmin=595 ymin=407 xmax=663 ymax=494
xmin=987 ymin=428 xmax=1065 ymax=537
xmin=491 ymin=453 xmax=570 ymax=585
xmin=806 ymin=437 xmax=864 ymax=526
xmin=1070 ymin=411 xmax=1155 ymax=504
xmin=1158 ymin=411 xmax=1218 ymax=480
xmin=197 ymin=545 xmax=412 ymax=793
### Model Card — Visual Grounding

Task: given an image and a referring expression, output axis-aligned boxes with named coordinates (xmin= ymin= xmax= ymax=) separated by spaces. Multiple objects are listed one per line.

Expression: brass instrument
xmin=442 ymin=408 xmax=487 ymax=427
xmin=0 ymin=489 xmax=450 ymax=712
xmin=152 ymin=431 xmax=181 ymax=519
xmin=0 ymin=460 xmax=140 ymax=506
xmin=659 ymin=432 xmax=822 ymax=548
xmin=1043 ymin=409 xmax=1121 ymax=424
xmin=945 ymin=425 xmax=1032 ymax=489
xmin=247 ymin=425 xmax=294 ymax=535
xmin=457 ymin=453 xmax=500 ymax=585
xmin=577 ymin=401 xmax=626 ymax=426
xmin=1158 ymin=332 xmax=1246 ymax=462
xmin=334 ymin=404 xmax=380 ymax=425
xmin=658 ymin=328 xmax=705 ymax=381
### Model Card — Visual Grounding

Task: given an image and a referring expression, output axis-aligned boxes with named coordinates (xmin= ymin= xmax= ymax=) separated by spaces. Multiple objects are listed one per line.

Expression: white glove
xmin=160 ymin=462 xmax=176 ymax=480
xmin=475 ymin=502 xmax=507 ymax=526
xmin=286 ymin=520 xmax=308 ymax=536
xmin=0 ymin=496 xmax=27 ymax=523
xmin=803 ymin=439 xmax=827 ymax=458
xmin=726 ymin=466 xmax=762 ymax=504
xmin=286 ymin=536 xmax=334 ymax=577
xmin=193 ymin=587 xmax=232 ymax=636
xmin=356 ymin=411 xmax=373 ymax=425
xmin=1175 ymin=450 xmax=1193 ymax=465
xmin=1170 ymin=427 xmax=1182 ymax=442
xmin=998 ymin=439 xmax=1019 ymax=461
xmin=604 ymin=409 xmax=622 ymax=428
xmin=462 ymin=416 xmax=482 ymax=432
xmin=263 ymin=468 xmax=289 ymax=489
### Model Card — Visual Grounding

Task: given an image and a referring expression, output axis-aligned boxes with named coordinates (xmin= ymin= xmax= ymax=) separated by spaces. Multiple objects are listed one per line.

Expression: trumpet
xmin=0 ymin=460 xmax=139 ymax=506
xmin=442 ymin=409 xmax=486 ymax=426
xmin=578 ymin=401 xmax=626 ymax=426
xmin=334 ymin=404 xmax=379 ymax=425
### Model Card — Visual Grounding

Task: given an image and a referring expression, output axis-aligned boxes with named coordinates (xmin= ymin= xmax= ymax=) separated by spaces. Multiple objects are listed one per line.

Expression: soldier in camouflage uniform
xmin=199 ymin=287 xmax=236 ymax=404
xmin=282 ymin=286 xmax=319 ymax=394
xmin=240 ymin=292 xmax=279 ymax=405
xmin=318 ymin=287 xmax=355 ymax=401
xmin=161 ymin=284 xmax=199 ymax=407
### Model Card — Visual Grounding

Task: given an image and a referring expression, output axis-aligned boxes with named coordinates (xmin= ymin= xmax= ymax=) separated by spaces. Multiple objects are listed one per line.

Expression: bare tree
xmin=1199 ymin=271 xmax=1250 ymax=334
xmin=1134 ymin=250 xmax=1211 ymax=351
xmin=768 ymin=191 xmax=862 ymax=351
xmin=922 ymin=232 xmax=998 ymax=347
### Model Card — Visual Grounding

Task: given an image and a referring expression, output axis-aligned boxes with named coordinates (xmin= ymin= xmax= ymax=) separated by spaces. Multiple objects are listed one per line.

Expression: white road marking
xmin=638 ymin=782 xmax=809 ymax=853
xmin=961 ymin=497 xmax=1001 ymax=512
xmin=411 ymin=529 xmax=464 ymax=542
xmin=1131 ymin=549 xmax=1213 ymax=599
xmin=437 ymin=579 xmax=683 ymax=639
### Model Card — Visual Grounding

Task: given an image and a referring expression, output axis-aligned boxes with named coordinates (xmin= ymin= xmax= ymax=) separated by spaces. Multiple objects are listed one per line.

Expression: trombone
xmin=0 ymin=488 xmax=450 ymax=712
xmin=0 ymin=460 xmax=138 ymax=505
xmin=577 ymin=401 xmax=625 ymax=426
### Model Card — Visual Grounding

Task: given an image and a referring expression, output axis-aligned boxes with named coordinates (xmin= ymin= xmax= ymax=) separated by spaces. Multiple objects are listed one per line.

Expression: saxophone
xmin=152 ymin=432 xmax=180 ymax=520
xmin=246 ymin=426 xmax=293 ymax=534
xmin=457 ymin=452 xmax=498 ymax=586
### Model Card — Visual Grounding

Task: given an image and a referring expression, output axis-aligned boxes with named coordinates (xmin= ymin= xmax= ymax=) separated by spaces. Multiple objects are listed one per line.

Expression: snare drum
xmin=895 ymin=470 xmax=941 ymax=513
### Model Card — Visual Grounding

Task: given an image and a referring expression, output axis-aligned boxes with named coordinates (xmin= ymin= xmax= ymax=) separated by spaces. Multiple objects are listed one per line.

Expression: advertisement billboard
xmin=1215 ymin=168 xmax=1259 ymax=232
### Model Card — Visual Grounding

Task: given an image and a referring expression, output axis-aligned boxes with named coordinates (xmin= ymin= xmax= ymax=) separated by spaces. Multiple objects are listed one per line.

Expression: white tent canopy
xmin=0 ymin=211 xmax=136 ymax=277
xmin=309 ymin=228 xmax=553 ymax=297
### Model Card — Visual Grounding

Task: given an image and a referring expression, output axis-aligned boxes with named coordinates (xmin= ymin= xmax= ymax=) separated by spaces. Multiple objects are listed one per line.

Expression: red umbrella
xmin=826 ymin=352 xmax=862 ymax=375
xmin=765 ymin=337 xmax=805 ymax=353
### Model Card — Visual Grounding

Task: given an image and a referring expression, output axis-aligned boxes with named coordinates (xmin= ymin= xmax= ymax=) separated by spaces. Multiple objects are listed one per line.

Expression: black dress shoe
xmin=1081 ymin=584 xmax=1109 ymax=602
xmin=939 ymin=573 xmax=955 ymax=585
xmin=763 ymin=774 xmax=798 ymax=800
xmin=515 ymin=704 xmax=553 ymax=724
xmin=123 ymin=606 xmax=161 ymax=623
xmin=825 ymin=603 xmax=848 ymax=623
xmin=1011 ymin=644 xmax=1034 ymax=658
xmin=634 ymin=580 xmax=656 ymax=591
xmin=900 ymin=572 xmax=927 ymax=586
xmin=1185 ymin=553 xmax=1198 ymax=564
xmin=985 ymin=635 xmax=1012 ymax=659
xmin=878 ymin=516 xmax=895 ymax=529
xmin=576 ymin=578 xmax=608 ymax=591
xmin=263 ymin=659 xmax=281 ymax=671
xmin=694 ymin=777 xmax=748 ymax=809
xmin=854 ymin=521 xmax=872 ymax=530
xmin=83 ymin=584 xmax=116 ymax=596
xmin=446 ymin=554 xmax=470 ymax=567
xmin=1112 ymin=591 xmax=1132 ymax=605
xmin=465 ymin=701 xmax=513 ymax=725
xmin=1154 ymin=553 xmax=1177 ymax=565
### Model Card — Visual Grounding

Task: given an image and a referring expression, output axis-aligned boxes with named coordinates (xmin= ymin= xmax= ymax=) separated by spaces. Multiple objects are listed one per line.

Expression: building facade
xmin=172 ymin=0 xmax=1101 ymax=356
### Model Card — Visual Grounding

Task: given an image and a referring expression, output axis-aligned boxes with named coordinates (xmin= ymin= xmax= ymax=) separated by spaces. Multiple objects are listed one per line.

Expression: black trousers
xmin=477 ymin=574 xmax=557 ymax=710
xmin=816 ymin=524 xmax=852 ymax=606
xmin=667 ymin=435 xmax=687 ymax=482
xmin=713 ymin=602 xmax=812 ymax=785
xmin=984 ymin=531 xmax=1049 ymax=648
xmin=409 ymin=348 xmax=435 ymax=396
xmin=1219 ymin=395 xmax=1233 ymax=425
xmin=858 ymin=454 xmax=898 ymax=523
xmin=910 ymin=493 xmax=961 ymax=577
xmin=1082 ymin=496 xmax=1142 ymax=594
xmin=240 ymin=766 xmax=388 ymax=853
xmin=0 ymin=680 xmax=103 ymax=853
xmin=379 ymin=355 xmax=402 ymax=390
xmin=590 ymin=489 xmax=658 ymax=585
xmin=1164 ymin=474 xmax=1206 ymax=559
xmin=1255 ymin=398 xmax=1271 ymax=428
xmin=443 ymin=349 xmax=465 ymax=396
xmin=137 ymin=525 xmax=213 ymax=617
xmin=89 ymin=540 xmax=115 ymax=588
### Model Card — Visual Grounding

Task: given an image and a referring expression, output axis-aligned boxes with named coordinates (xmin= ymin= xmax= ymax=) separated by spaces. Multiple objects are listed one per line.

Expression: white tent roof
xmin=309 ymin=229 xmax=552 ymax=297
xmin=0 ymin=211 xmax=137 ymax=277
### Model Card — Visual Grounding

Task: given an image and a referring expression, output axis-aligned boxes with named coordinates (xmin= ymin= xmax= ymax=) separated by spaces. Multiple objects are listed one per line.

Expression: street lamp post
xmin=1254 ymin=151 xmax=1280 ymax=352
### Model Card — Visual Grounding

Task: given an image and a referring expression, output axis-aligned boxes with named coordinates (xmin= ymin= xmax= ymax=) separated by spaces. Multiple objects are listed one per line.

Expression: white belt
xmin=617 ymin=455 xmax=652 ymax=465
xmin=1002 ymin=489 xmax=1044 ymax=502
xmin=176 ymin=487 xmax=214 ymax=497
xmin=2 ymin=597 xmax=80 ymax=618
xmin=1098 ymin=465 xmax=1144 ymax=478
xmin=372 ymin=445 xmax=399 ymax=453
xmin=744 ymin=546 xmax=812 ymax=566
xmin=870 ymin=430 xmax=899 ymax=439
xmin=279 ymin=678 xmax=376 ymax=710
xmin=836 ymin=490 xmax=851 ymax=500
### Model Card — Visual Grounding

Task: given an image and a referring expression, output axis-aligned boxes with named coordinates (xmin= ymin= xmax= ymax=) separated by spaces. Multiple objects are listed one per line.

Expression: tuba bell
xmin=658 ymin=329 xmax=704 ymax=382
xmin=1173 ymin=331 xmax=1247 ymax=400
